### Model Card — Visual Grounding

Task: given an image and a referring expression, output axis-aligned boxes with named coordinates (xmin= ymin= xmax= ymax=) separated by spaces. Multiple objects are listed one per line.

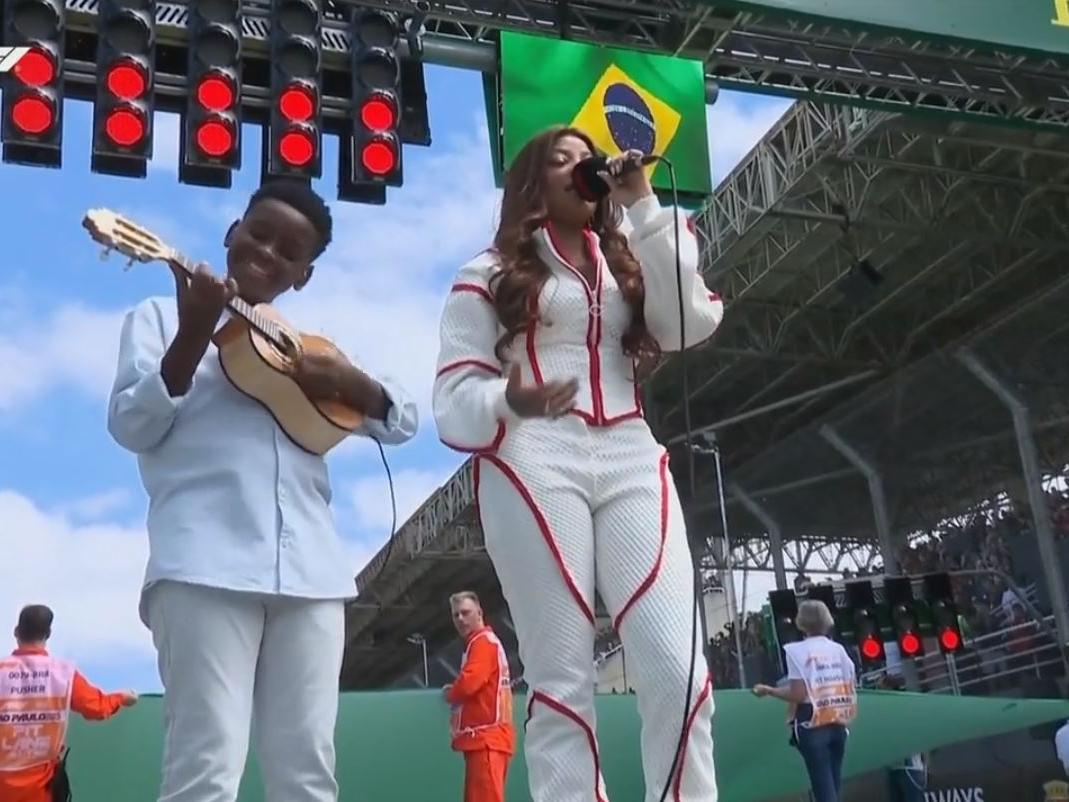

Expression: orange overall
xmin=446 ymin=627 xmax=515 ymax=802
xmin=0 ymin=648 xmax=126 ymax=802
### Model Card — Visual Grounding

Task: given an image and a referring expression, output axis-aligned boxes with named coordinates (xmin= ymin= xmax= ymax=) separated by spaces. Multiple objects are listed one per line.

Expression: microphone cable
xmin=643 ymin=155 xmax=708 ymax=802
xmin=579 ymin=151 xmax=705 ymax=800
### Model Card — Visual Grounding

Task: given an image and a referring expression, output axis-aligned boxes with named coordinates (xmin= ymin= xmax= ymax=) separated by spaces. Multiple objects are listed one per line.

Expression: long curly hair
xmin=489 ymin=126 xmax=659 ymax=373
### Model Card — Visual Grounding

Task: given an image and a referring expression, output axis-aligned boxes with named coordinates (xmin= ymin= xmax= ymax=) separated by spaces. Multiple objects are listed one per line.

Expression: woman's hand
xmin=752 ymin=684 xmax=775 ymax=698
xmin=597 ymin=149 xmax=655 ymax=208
xmin=504 ymin=364 xmax=578 ymax=418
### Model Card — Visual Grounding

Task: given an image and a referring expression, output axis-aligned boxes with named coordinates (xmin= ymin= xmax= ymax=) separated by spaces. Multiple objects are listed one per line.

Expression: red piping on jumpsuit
xmin=543 ymin=223 xmax=609 ymax=426
xmin=525 ymin=291 xmax=545 ymax=386
xmin=672 ymin=675 xmax=713 ymax=802
xmin=583 ymin=229 xmax=606 ymax=424
xmin=478 ymin=453 xmax=595 ymax=625
xmin=530 ymin=690 xmax=609 ymax=802
xmin=436 ymin=359 xmax=501 ymax=378
xmin=439 ymin=423 xmax=505 ymax=455
xmin=452 ymin=282 xmax=494 ymax=303
xmin=612 ymin=450 xmax=671 ymax=631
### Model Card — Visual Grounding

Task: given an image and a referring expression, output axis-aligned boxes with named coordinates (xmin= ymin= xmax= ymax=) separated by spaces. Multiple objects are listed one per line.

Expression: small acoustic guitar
xmin=84 ymin=208 xmax=364 ymax=455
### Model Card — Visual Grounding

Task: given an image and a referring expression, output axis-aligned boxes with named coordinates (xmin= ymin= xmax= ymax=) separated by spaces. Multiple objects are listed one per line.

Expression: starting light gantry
xmin=3 ymin=1 xmax=1068 ymax=203
xmin=1 ymin=0 xmax=429 ymax=202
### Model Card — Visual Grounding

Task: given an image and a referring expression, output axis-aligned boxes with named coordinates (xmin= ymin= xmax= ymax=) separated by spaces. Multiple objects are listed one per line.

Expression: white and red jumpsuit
xmin=433 ymin=194 xmax=724 ymax=802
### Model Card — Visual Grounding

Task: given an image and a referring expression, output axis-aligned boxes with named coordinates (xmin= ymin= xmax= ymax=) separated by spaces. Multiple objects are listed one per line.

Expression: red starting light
xmin=104 ymin=107 xmax=146 ymax=147
xmin=860 ymin=634 xmax=883 ymax=661
xmin=12 ymin=48 xmax=55 ymax=87
xmin=11 ymin=94 xmax=55 ymax=135
xmin=899 ymin=632 xmax=922 ymax=657
xmin=195 ymin=119 xmax=234 ymax=157
xmin=359 ymin=95 xmax=396 ymax=131
xmin=939 ymin=627 xmax=962 ymax=652
xmin=105 ymin=62 xmax=148 ymax=100
xmin=279 ymin=85 xmax=314 ymax=123
xmin=196 ymin=76 xmax=236 ymax=112
xmin=361 ymin=138 xmax=397 ymax=176
xmin=279 ymin=129 xmax=314 ymax=167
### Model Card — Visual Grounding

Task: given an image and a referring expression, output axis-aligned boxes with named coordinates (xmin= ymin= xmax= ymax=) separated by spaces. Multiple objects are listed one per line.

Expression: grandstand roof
xmin=342 ymin=100 xmax=1069 ymax=689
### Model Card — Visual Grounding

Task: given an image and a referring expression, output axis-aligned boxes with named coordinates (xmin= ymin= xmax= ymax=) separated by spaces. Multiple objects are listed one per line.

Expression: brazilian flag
xmin=488 ymin=31 xmax=712 ymax=197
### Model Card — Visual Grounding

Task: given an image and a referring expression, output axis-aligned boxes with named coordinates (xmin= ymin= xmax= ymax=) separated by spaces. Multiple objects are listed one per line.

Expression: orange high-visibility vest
xmin=0 ymin=653 xmax=75 ymax=772
xmin=448 ymin=627 xmax=515 ymax=754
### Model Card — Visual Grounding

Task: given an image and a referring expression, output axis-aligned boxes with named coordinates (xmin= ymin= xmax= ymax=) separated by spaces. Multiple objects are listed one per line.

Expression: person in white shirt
xmin=753 ymin=600 xmax=858 ymax=802
xmin=1055 ymin=720 xmax=1069 ymax=775
xmin=107 ymin=179 xmax=418 ymax=802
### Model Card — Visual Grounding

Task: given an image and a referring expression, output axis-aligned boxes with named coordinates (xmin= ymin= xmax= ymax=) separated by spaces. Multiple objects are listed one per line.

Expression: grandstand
xmin=340 ymin=2 xmax=1069 ymax=692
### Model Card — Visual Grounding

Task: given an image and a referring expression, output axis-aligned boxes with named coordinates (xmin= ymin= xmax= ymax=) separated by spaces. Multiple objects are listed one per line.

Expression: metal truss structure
xmin=59 ymin=0 xmax=1069 ymax=130
xmin=648 ymin=101 xmax=1069 ymax=476
xmin=349 ymin=0 xmax=1069 ymax=128
xmin=343 ymin=93 xmax=1069 ymax=688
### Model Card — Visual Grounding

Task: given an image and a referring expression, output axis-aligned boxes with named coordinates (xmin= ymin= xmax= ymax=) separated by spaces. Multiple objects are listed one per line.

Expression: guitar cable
xmin=368 ymin=435 xmax=399 ymax=602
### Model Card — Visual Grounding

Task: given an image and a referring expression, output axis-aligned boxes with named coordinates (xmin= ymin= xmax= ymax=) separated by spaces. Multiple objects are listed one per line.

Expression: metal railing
xmin=864 ymin=616 xmax=1064 ymax=695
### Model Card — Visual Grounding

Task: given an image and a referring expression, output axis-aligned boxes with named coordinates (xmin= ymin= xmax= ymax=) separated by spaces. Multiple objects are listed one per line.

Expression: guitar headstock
xmin=83 ymin=208 xmax=176 ymax=267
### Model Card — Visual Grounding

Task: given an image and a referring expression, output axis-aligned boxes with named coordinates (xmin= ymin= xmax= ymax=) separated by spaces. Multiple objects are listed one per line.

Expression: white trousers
xmin=145 ymin=580 xmax=345 ymax=802
xmin=477 ymin=417 xmax=717 ymax=802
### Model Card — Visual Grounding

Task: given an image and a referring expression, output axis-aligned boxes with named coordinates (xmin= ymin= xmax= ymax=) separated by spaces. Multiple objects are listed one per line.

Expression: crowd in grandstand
xmin=703 ymin=481 xmax=1069 ymax=689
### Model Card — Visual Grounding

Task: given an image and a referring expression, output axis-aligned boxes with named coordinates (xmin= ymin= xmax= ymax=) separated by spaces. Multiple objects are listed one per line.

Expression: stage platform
xmin=62 ymin=688 xmax=1069 ymax=801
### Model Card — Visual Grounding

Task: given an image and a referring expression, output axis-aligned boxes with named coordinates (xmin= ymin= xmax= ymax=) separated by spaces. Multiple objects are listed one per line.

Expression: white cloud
xmin=0 ymin=303 xmax=123 ymax=413
xmin=0 ymin=118 xmax=498 ymax=420
xmin=59 ymin=488 xmax=133 ymax=523
xmin=347 ymin=465 xmax=457 ymax=536
xmin=279 ymin=115 xmax=501 ymax=421
xmin=706 ymin=92 xmax=795 ymax=185
xmin=0 ymin=490 xmax=151 ymax=664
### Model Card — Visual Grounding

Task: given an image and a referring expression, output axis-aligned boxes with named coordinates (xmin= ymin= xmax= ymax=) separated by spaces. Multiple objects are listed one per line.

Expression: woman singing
xmin=432 ymin=126 xmax=724 ymax=801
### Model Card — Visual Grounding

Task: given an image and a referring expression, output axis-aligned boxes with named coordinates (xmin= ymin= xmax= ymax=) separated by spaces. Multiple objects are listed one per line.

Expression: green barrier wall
xmin=64 ymin=689 xmax=1069 ymax=801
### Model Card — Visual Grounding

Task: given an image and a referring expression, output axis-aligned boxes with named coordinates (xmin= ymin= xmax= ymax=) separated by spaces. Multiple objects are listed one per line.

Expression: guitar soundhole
xmin=274 ymin=329 xmax=302 ymax=366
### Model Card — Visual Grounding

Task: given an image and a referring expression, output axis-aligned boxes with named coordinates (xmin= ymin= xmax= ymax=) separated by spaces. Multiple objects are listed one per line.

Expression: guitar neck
xmin=169 ymin=252 xmax=280 ymax=344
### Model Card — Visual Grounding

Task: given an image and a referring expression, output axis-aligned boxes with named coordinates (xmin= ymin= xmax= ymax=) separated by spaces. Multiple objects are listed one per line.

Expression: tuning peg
xmin=124 ymin=257 xmax=135 ymax=271
xmin=99 ymin=247 xmax=111 ymax=261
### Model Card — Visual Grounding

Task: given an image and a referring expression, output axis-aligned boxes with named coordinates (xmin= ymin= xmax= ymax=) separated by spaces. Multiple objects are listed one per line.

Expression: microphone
xmin=572 ymin=153 xmax=659 ymax=202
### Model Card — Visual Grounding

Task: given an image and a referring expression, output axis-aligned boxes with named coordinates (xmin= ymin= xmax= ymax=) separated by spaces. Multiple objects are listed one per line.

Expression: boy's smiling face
xmin=225 ymin=197 xmax=321 ymax=305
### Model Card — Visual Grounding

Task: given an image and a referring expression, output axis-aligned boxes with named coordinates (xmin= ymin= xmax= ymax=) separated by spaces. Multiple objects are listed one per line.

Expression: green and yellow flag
xmin=489 ymin=32 xmax=712 ymax=197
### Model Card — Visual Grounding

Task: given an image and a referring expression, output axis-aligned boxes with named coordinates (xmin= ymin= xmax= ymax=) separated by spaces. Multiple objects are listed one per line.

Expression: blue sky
xmin=0 ymin=64 xmax=791 ymax=693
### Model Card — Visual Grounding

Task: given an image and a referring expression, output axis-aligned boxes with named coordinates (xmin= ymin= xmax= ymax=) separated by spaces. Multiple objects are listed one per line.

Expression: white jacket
xmin=433 ymin=195 xmax=725 ymax=453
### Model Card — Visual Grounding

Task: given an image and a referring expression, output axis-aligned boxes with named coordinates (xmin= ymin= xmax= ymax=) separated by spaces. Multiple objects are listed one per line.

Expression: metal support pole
xmin=407 ymin=634 xmax=429 ymax=687
xmin=668 ymin=371 xmax=878 ymax=447
xmin=730 ymin=484 xmax=789 ymax=589
xmin=820 ymin=425 xmax=899 ymax=574
xmin=435 ymin=655 xmax=459 ymax=679
xmin=694 ymin=434 xmax=747 ymax=687
xmin=421 ymin=639 xmax=429 ymax=687
xmin=957 ymin=348 xmax=1069 ymax=650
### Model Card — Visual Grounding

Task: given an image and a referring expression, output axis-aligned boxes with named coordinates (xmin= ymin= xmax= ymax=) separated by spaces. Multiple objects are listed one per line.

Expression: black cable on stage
xmin=653 ymin=157 xmax=708 ymax=802
xmin=368 ymin=435 xmax=399 ymax=600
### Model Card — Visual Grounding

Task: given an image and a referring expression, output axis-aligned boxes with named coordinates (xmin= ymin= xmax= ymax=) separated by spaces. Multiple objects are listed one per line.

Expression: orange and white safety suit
xmin=433 ymin=195 xmax=723 ymax=801
xmin=446 ymin=626 xmax=515 ymax=802
xmin=0 ymin=648 xmax=127 ymax=802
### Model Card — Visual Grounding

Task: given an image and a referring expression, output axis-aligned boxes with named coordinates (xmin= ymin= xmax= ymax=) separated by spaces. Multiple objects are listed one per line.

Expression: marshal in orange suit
xmin=443 ymin=592 xmax=515 ymax=802
xmin=0 ymin=605 xmax=137 ymax=802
